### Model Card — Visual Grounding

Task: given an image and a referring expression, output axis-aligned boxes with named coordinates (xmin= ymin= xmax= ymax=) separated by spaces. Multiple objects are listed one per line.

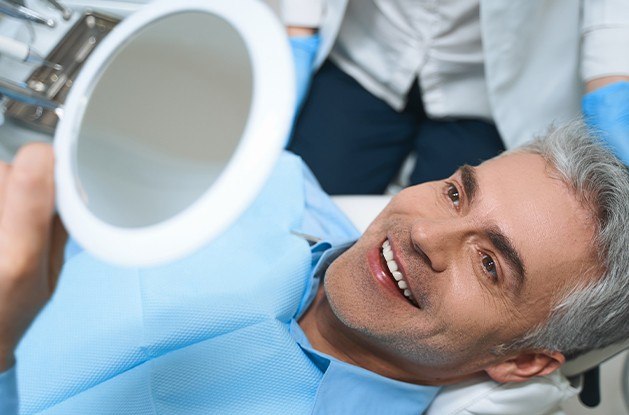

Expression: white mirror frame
xmin=55 ymin=0 xmax=295 ymax=267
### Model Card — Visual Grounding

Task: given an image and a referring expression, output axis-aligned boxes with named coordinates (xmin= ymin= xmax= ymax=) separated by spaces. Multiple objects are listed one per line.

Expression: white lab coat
xmin=286 ymin=0 xmax=629 ymax=149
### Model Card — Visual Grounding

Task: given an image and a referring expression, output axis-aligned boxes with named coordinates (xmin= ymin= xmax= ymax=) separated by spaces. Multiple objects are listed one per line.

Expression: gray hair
xmin=499 ymin=121 xmax=629 ymax=359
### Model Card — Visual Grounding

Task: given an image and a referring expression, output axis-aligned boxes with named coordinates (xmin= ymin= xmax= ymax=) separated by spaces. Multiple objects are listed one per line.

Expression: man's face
xmin=322 ymin=153 xmax=595 ymax=384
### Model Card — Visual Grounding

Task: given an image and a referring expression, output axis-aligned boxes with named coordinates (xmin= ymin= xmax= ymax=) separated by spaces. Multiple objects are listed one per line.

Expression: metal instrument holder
xmin=5 ymin=11 xmax=119 ymax=134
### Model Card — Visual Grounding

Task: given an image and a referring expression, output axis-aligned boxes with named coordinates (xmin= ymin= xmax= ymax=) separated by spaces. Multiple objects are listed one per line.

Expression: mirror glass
xmin=75 ymin=12 xmax=253 ymax=228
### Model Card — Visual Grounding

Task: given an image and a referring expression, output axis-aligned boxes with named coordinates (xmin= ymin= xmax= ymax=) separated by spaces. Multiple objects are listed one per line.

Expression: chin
xmin=323 ymin=277 xmax=401 ymax=350
xmin=323 ymin=266 xmax=367 ymax=329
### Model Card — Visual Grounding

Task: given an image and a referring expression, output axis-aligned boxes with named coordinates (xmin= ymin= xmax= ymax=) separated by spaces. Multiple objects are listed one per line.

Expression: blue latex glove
xmin=289 ymin=34 xmax=320 ymax=110
xmin=582 ymin=81 xmax=629 ymax=165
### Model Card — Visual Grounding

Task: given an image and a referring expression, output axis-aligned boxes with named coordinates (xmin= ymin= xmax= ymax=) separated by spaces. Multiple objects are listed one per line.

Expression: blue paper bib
xmin=16 ymin=153 xmax=327 ymax=414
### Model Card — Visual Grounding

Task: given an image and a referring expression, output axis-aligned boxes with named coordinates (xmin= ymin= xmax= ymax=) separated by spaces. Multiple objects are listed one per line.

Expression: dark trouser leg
xmin=288 ymin=61 xmax=420 ymax=195
xmin=410 ymin=118 xmax=505 ymax=185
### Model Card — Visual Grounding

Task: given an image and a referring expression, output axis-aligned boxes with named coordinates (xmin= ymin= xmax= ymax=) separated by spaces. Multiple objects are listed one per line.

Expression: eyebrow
xmin=458 ymin=165 xmax=527 ymax=290
xmin=485 ymin=227 xmax=527 ymax=291
xmin=459 ymin=165 xmax=478 ymax=204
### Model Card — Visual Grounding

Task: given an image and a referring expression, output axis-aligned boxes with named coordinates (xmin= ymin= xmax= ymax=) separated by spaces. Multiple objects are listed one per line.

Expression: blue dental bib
xmin=16 ymin=153 xmax=330 ymax=414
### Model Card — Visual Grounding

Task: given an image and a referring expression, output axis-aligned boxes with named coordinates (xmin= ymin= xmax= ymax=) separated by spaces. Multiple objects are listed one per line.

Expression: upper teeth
xmin=382 ymin=239 xmax=416 ymax=303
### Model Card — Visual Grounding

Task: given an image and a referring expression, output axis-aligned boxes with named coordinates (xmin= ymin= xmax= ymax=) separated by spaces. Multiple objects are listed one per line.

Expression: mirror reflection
xmin=76 ymin=12 xmax=253 ymax=228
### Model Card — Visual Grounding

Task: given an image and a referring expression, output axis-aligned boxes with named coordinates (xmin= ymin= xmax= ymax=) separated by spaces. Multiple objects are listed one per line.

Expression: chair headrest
xmin=561 ymin=338 xmax=629 ymax=377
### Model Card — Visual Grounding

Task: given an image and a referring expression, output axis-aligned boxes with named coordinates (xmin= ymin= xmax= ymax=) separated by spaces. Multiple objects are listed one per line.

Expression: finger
xmin=0 ymin=143 xmax=55 ymax=274
xmin=0 ymin=163 xmax=11 ymax=218
xmin=48 ymin=215 xmax=67 ymax=293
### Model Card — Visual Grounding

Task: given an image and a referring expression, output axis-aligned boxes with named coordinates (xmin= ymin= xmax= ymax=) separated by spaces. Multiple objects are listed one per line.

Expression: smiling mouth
xmin=381 ymin=239 xmax=419 ymax=307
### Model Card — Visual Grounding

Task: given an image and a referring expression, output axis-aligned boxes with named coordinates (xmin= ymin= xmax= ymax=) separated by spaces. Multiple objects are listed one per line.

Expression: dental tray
xmin=5 ymin=11 xmax=119 ymax=135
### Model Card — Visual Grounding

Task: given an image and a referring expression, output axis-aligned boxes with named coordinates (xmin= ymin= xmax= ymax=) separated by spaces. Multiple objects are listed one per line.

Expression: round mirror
xmin=77 ymin=12 xmax=253 ymax=228
xmin=55 ymin=0 xmax=295 ymax=266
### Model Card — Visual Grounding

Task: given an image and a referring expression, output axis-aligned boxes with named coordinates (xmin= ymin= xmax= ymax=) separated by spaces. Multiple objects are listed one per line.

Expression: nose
xmin=410 ymin=218 xmax=467 ymax=272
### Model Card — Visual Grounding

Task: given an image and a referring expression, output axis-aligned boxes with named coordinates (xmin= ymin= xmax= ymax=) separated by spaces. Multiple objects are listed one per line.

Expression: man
xmin=0 ymin=122 xmax=627 ymax=414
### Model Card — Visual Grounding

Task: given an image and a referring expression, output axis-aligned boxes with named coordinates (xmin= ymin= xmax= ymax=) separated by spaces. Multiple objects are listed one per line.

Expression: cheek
xmin=428 ymin=272 xmax=508 ymax=347
xmin=364 ymin=196 xmax=422 ymax=234
xmin=362 ymin=212 xmax=396 ymax=237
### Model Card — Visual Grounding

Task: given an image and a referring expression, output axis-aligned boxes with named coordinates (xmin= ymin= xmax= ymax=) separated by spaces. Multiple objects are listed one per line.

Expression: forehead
xmin=476 ymin=153 xmax=596 ymax=292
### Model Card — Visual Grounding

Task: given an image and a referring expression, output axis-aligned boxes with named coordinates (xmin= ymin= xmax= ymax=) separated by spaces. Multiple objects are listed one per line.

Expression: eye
xmin=446 ymin=183 xmax=461 ymax=209
xmin=481 ymin=253 xmax=498 ymax=281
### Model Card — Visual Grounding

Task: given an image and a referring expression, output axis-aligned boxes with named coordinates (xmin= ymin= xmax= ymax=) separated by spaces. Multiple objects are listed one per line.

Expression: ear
xmin=485 ymin=351 xmax=566 ymax=383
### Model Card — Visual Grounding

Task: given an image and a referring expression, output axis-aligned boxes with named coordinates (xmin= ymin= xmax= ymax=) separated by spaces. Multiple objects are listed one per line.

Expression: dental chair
xmin=332 ymin=195 xmax=629 ymax=415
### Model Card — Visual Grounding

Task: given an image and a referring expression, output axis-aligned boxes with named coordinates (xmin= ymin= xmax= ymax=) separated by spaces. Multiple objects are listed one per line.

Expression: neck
xmin=298 ymin=288 xmax=367 ymax=367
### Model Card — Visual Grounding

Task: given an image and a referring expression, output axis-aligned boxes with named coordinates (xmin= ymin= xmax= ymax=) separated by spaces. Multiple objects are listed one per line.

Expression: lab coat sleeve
xmin=582 ymin=0 xmax=629 ymax=81
xmin=280 ymin=0 xmax=324 ymax=28
xmin=315 ymin=0 xmax=347 ymax=68
xmin=0 ymin=367 xmax=18 ymax=415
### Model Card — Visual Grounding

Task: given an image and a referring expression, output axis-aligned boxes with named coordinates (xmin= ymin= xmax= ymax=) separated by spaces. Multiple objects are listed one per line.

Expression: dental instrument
xmin=4 ymin=11 xmax=119 ymax=134
xmin=8 ymin=0 xmax=72 ymax=20
xmin=0 ymin=76 xmax=61 ymax=111
xmin=42 ymin=0 xmax=72 ymax=21
xmin=0 ymin=0 xmax=55 ymax=28
xmin=0 ymin=35 xmax=62 ymax=69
